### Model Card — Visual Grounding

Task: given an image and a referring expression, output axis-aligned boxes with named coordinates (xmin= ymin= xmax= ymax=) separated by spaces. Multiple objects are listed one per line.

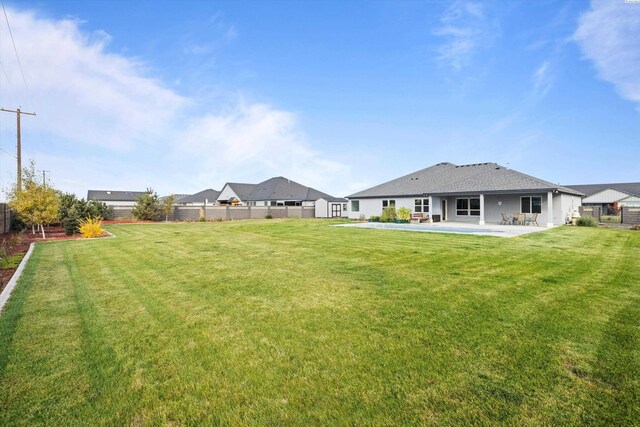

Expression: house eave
xmin=347 ymin=188 xmax=583 ymax=199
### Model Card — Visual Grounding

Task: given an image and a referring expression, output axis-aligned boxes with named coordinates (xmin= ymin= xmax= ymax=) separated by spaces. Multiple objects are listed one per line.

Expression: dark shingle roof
xmin=87 ymin=190 xmax=146 ymax=202
xmin=246 ymin=177 xmax=344 ymax=202
xmin=222 ymin=183 xmax=257 ymax=201
xmin=347 ymin=162 xmax=583 ymax=198
xmin=219 ymin=177 xmax=344 ymax=202
xmin=165 ymin=193 xmax=190 ymax=200
xmin=176 ymin=189 xmax=221 ymax=204
xmin=565 ymin=183 xmax=640 ymax=198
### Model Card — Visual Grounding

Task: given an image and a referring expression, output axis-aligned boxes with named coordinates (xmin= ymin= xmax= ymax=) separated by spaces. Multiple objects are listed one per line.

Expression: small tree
xmin=397 ymin=207 xmax=411 ymax=221
xmin=162 ymin=194 xmax=176 ymax=222
xmin=7 ymin=161 xmax=60 ymax=239
xmin=380 ymin=207 xmax=397 ymax=223
xmin=132 ymin=188 xmax=160 ymax=221
xmin=607 ymin=200 xmax=621 ymax=216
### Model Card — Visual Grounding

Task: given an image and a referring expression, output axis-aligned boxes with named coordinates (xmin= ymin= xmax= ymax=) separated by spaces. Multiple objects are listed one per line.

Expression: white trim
xmin=0 ymin=243 xmax=35 ymax=314
xmin=547 ymin=191 xmax=553 ymax=228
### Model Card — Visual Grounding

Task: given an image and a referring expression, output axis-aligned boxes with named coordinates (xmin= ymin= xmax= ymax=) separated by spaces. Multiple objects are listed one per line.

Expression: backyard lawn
xmin=0 ymin=220 xmax=638 ymax=425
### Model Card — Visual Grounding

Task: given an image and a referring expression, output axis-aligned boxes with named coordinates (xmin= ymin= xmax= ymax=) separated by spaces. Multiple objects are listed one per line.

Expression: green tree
xmin=132 ymin=188 xmax=160 ymax=221
xmin=162 ymin=194 xmax=176 ymax=222
xmin=58 ymin=192 xmax=112 ymax=235
xmin=7 ymin=161 xmax=60 ymax=239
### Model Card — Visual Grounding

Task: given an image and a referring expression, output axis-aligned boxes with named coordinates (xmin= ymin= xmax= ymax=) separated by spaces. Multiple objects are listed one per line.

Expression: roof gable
xmin=566 ymin=182 xmax=640 ymax=198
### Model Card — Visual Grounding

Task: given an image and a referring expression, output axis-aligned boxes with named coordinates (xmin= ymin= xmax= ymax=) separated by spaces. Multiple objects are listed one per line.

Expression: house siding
xmin=218 ymin=185 xmax=241 ymax=204
xmin=347 ymin=193 xmax=580 ymax=225
xmin=582 ymin=188 xmax=630 ymax=204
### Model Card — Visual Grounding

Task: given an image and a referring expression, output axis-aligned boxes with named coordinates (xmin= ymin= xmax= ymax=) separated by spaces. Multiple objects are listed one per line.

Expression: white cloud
xmin=0 ymin=7 xmax=350 ymax=198
xmin=0 ymin=9 xmax=187 ymax=151
xmin=178 ymin=102 xmax=350 ymax=195
xmin=433 ymin=1 xmax=496 ymax=72
xmin=574 ymin=0 xmax=640 ymax=109
xmin=531 ymin=61 xmax=553 ymax=100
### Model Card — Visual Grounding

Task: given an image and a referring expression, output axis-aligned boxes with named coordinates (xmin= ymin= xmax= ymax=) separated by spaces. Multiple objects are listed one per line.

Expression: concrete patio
xmin=336 ymin=221 xmax=557 ymax=238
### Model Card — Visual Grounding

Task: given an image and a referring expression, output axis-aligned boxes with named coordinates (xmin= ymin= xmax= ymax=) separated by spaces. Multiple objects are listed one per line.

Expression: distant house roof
xmin=219 ymin=177 xmax=344 ymax=202
xmin=163 ymin=193 xmax=190 ymax=201
xmin=87 ymin=190 xmax=146 ymax=202
xmin=176 ymin=189 xmax=221 ymax=204
xmin=565 ymin=182 xmax=640 ymax=198
xmin=347 ymin=162 xmax=583 ymax=198
xmin=223 ymin=183 xmax=258 ymax=201
xmin=247 ymin=176 xmax=344 ymax=202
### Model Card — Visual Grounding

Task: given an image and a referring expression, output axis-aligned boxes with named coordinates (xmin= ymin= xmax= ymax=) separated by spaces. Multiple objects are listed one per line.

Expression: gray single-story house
xmin=87 ymin=190 xmax=146 ymax=206
xmin=346 ymin=162 xmax=583 ymax=226
xmin=565 ymin=182 xmax=640 ymax=213
xmin=217 ymin=176 xmax=347 ymax=217
xmin=176 ymin=189 xmax=221 ymax=206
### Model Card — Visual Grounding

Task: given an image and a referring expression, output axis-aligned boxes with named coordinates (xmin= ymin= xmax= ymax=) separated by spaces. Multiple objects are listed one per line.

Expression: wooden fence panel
xmin=622 ymin=207 xmax=640 ymax=225
xmin=109 ymin=205 xmax=317 ymax=220
xmin=0 ymin=203 xmax=11 ymax=233
xmin=579 ymin=206 xmax=601 ymax=222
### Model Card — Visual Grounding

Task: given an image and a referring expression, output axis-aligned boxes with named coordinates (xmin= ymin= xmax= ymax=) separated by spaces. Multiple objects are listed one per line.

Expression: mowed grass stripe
xmin=0 ymin=220 xmax=638 ymax=425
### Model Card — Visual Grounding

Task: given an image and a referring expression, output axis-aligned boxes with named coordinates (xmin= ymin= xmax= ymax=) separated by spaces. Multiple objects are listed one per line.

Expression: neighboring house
xmin=176 ymin=189 xmax=221 ymax=206
xmin=217 ymin=183 xmax=258 ymax=205
xmin=218 ymin=176 xmax=347 ymax=217
xmin=346 ymin=162 xmax=583 ymax=226
xmin=565 ymin=182 xmax=640 ymax=213
xmin=87 ymin=190 xmax=146 ymax=206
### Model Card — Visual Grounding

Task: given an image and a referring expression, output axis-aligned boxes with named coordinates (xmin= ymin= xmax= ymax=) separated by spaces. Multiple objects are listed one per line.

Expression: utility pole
xmin=41 ymin=170 xmax=50 ymax=185
xmin=1 ymin=107 xmax=36 ymax=191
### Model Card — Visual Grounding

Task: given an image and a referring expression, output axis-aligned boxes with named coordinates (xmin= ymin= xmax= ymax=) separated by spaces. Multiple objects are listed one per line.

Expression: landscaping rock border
xmin=0 ymin=243 xmax=35 ymax=314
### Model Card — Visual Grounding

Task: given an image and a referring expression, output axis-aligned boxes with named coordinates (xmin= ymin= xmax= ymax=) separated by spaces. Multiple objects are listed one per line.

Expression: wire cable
xmin=1 ymin=0 xmax=33 ymax=106
xmin=0 ymin=147 xmax=17 ymax=158
xmin=0 ymin=60 xmax=10 ymax=87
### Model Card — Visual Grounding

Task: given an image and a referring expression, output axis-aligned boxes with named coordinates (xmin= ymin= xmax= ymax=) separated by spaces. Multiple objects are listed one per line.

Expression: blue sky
xmin=0 ymin=0 xmax=638 ymax=199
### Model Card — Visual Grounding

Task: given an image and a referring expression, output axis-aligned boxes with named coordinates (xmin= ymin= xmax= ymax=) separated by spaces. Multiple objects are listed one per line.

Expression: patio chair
xmin=411 ymin=213 xmax=429 ymax=223
xmin=515 ymin=213 xmax=526 ymax=225
xmin=500 ymin=212 xmax=511 ymax=225
xmin=526 ymin=213 xmax=539 ymax=226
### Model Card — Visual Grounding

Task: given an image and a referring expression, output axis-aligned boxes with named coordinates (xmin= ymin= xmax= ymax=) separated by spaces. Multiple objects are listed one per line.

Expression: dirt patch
xmin=0 ymin=226 xmax=109 ymax=293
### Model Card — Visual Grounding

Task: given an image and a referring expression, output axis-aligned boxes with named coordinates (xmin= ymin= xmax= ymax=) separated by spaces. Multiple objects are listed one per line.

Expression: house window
xmin=382 ymin=199 xmax=396 ymax=209
xmin=456 ymin=197 xmax=480 ymax=216
xmin=414 ymin=198 xmax=429 ymax=213
xmin=343 ymin=203 xmax=347 ymax=210
xmin=263 ymin=201 xmax=268 ymax=206
xmin=521 ymin=196 xmax=542 ymax=214
xmin=351 ymin=200 xmax=360 ymax=212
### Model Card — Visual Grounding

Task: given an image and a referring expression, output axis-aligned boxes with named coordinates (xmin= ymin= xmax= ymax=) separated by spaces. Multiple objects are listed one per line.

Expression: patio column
xmin=479 ymin=194 xmax=485 ymax=225
xmin=547 ymin=191 xmax=553 ymax=228
xmin=429 ymin=195 xmax=433 ymax=223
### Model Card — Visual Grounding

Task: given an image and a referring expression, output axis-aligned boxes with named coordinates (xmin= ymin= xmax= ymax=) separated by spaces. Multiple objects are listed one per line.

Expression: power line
xmin=1 ymin=0 xmax=32 ymax=107
xmin=0 ymin=147 xmax=16 ymax=158
xmin=0 ymin=107 xmax=36 ymax=190
xmin=0 ymin=60 xmax=10 ymax=86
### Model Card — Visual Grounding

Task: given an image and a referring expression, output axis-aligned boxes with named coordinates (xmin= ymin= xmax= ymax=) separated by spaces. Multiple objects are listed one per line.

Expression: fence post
xmin=226 ymin=206 xmax=230 ymax=221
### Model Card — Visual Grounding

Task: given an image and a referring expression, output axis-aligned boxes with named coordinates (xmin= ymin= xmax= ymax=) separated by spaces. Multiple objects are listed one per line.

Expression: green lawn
xmin=1 ymin=220 xmax=638 ymax=425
